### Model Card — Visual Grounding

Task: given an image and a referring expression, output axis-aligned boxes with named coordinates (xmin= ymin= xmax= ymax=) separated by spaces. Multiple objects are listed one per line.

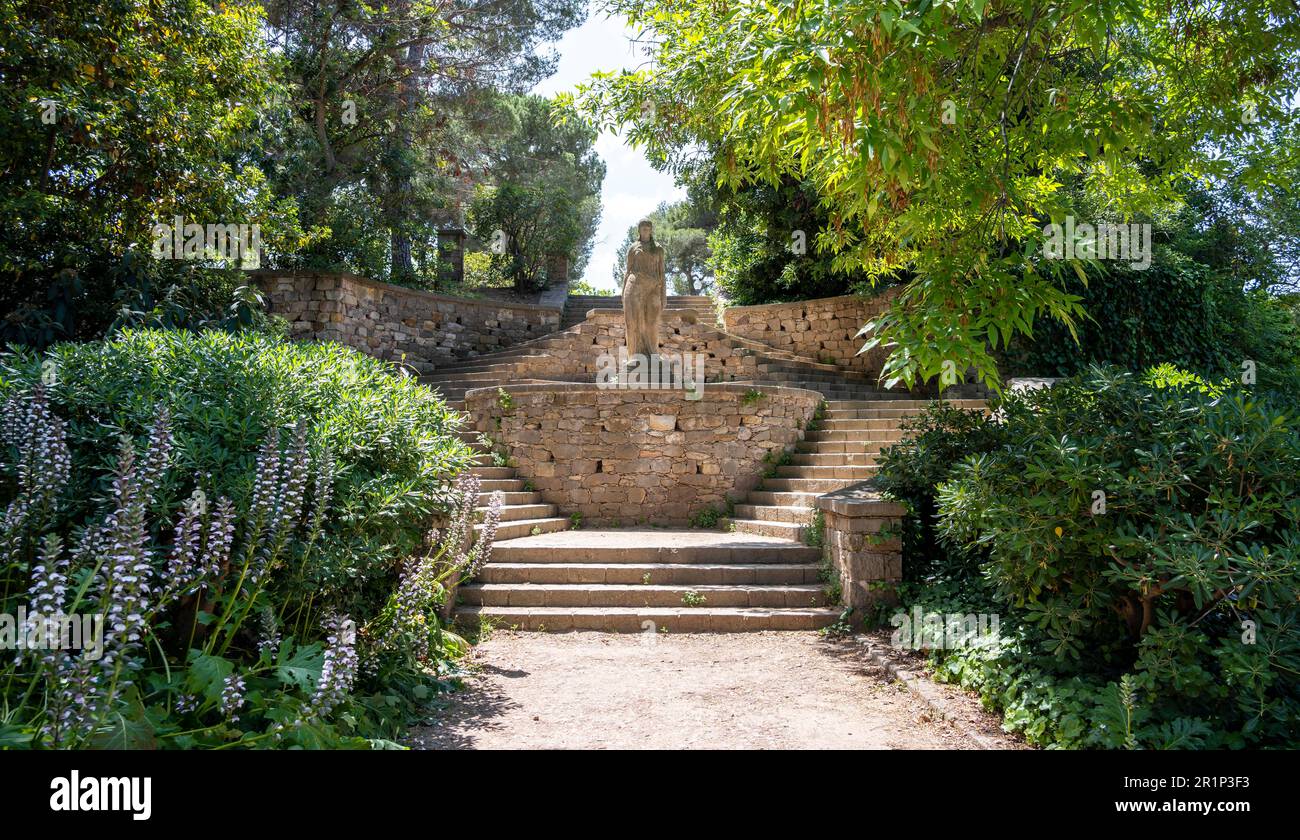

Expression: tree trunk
xmin=388 ymin=26 xmax=423 ymax=279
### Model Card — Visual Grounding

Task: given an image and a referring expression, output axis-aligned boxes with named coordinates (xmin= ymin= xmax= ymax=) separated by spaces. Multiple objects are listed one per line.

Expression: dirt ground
xmin=409 ymin=630 xmax=1021 ymax=750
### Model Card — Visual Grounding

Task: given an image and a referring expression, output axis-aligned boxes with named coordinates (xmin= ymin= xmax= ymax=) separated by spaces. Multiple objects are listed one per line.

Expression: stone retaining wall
xmin=498 ymin=310 xmax=765 ymax=384
xmin=815 ymin=481 xmax=906 ymax=608
xmin=466 ymin=383 xmax=822 ymax=526
xmin=253 ymin=271 xmax=562 ymax=372
xmin=722 ymin=288 xmax=901 ymax=375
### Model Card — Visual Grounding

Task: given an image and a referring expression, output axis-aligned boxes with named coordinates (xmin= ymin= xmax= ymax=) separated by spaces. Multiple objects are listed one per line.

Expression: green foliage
xmin=262 ymin=3 xmax=587 ymax=283
xmin=909 ymin=367 xmax=1300 ymax=747
xmin=0 ymin=0 xmax=300 ymax=344
xmin=0 ymin=336 xmax=482 ymax=748
xmin=681 ymin=590 xmax=706 ymax=608
xmin=467 ymin=95 xmax=604 ymax=292
xmin=700 ymin=170 xmax=888 ymax=305
xmin=804 ymin=508 xmax=825 ymax=549
xmin=576 ymin=0 xmax=1300 ymax=388
xmin=998 ymin=177 xmax=1300 ymax=395
xmin=1 ymin=329 xmax=476 ymax=619
xmin=875 ymin=402 xmax=1008 ymax=580
xmin=566 ymin=278 xmax=612 ymax=296
xmin=691 ymin=504 xmax=733 ymax=530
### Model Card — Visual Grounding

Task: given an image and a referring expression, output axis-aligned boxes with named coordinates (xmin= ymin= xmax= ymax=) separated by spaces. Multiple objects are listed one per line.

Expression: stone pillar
xmin=544 ymin=253 xmax=569 ymax=284
xmin=815 ymin=481 xmax=906 ymax=608
xmin=439 ymin=227 xmax=467 ymax=285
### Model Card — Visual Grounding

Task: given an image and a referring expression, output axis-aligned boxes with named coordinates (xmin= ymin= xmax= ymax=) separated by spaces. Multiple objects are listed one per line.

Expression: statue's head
xmin=637 ymin=219 xmax=653 ymax=243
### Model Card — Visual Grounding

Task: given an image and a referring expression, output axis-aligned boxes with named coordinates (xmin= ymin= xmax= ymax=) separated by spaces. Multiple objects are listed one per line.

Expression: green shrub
xmin=1 ymin=329 xmax=475 ymax=612
xmin=874 ymin=402 xmax=1007 ymax=580
xmin=0 ymin=329 xmax=484 ymax=748
xmin=931 ymin=367 xmax=1300 ymax=747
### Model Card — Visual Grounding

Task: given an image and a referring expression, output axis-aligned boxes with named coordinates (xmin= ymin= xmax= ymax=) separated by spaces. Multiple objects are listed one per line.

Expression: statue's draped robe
xmin=622 ymin=239 xmax=667 ymax=361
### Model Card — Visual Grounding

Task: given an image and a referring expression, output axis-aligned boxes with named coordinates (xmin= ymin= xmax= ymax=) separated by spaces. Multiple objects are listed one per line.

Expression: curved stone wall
xmin=254 ymin=270 xmax=562 ymax=372
xmin=722 ymin=288 xmax=901 ymax=375
xmin=465 ymin=383 xmax=822 ymax=526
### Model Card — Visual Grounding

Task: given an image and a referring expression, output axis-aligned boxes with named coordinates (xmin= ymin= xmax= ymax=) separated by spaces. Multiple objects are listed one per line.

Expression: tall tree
xmin=576 ymin=0 xmax=1300 ymax=388
xmin=0 ymin=0 xmax=288 ymax=344
xmin=468 ymin=95 xmax=604 ymax=292
xmin=262 ymin=0 xmax=586 ymax=284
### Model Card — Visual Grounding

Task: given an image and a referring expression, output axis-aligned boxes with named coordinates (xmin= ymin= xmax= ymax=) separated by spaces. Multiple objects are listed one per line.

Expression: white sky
xmin=532 ymin=9 xmax=683 ymax=292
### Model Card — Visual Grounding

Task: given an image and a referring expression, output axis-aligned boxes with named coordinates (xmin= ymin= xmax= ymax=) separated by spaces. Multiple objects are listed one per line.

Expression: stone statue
xmin=622 ymin=219 xmax=667 ymax=363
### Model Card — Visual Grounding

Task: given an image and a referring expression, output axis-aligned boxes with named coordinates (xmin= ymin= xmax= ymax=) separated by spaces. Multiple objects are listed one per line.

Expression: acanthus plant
xmin=369 ymin=472 xmax=503 ymax=670
xmin=0 ymin=386 xmax=420 ymax=748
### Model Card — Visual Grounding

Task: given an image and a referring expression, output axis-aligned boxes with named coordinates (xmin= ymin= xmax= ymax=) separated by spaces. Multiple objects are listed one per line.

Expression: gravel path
xmin=410 ymin=631 xmax=1019 ymax=750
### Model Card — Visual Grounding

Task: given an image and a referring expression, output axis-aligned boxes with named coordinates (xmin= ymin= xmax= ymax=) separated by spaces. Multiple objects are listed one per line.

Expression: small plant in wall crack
xmin=740 ymin=388 xmax=765 ymax=407
xmin=689 ymin=499 xmax=733 ymax=529
xmin=496 ymin=387 xmax=515 ymax=413
xmin=569 ymin=512 xmax=583 ymax=530
xmin=818 ymin=552 xmax=841 ymax=604
xmin=761 ymin=447 xmax=793 ymax=479
xmin=803 ymin=508 xmax=825 ymax=548
xmin=681 ymin=590 xmax=707 ymax=607
xmin=804 ymin=400 xmax=827 ymax=433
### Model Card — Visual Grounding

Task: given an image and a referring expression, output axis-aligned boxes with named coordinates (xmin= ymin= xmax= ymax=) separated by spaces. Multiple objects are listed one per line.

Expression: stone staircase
xmin=721 ymin=399 xmax=988 ymax=540
xmin=456 ymin=529 xmax=837 ymax=631
xmin=560 ymin=294 xmax=716 ymax=329
xmin=460 ymin=429 xmax=569 ymax=541
xmin=439 ymin=292 xmax=986 ymax=632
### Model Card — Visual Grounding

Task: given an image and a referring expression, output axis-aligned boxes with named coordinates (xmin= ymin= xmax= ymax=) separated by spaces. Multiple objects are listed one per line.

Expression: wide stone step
xmin=789 ymin=452 xmax=879 ymax=466
xmin=804 ymin=429 xmax=906 ymax=442
xmin=422 ymin=369 xmax=512 ymax=381
xmin=825 ymin=408 xmax=928 ymax=419
xmin=732 ymin=504 xmax=815 ymax=524
xmin=775 ymin=464 xmax=877 ymax=479
xmin=479 ymin=479 xmax=526 ymax=492
xmin=819 ymin=418 xmax=907 ymax=430
xmin=460 ymin=583 xmax=828 ymax=609
xmin=489 ymin=529 xmax=820 ymax=564
xmin=483 ymin=503 xmax=558 ymax=522
xmin=795 ymin=440 xmax=895 ymax=454
xmin=434 ymin=353 xmax=549 ymax=373
xmin=457 ymin=605 xmax=840 ymax=632
xmin=477 ymin=562 xmax=821 ymax=585
xmin=478 ymin=491 xmax=540 ymax=505
xmin=482 ymin=517 xmax=570 ymax=540
xmin=746 ymin=490 xmax=820 ymax=506
xmin=470 ymin=466 xmax=517 ymax=479
xmin=825 ymin=399 xmax=987 ymax=410
xmin=757 ymin=477 xmax=856 ymax=492
xmin=719 ymin=517 xmax=807 ymax=540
